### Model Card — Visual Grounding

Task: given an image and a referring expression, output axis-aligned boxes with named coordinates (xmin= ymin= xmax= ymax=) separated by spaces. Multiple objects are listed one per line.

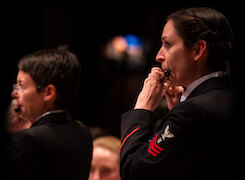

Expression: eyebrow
xmin=161 ymin=36 xmax=170 ymax=42
xmin=17 ymin=79 xmax=24 ymax=85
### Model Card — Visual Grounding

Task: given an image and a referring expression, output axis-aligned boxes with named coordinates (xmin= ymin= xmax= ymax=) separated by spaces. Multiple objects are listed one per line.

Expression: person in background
xmin=6 ymin=45 xmax=92 ymax=180
xmin=120 ymin=7 xmax=235 ymax=179
xmin=89 ymin=136 xmax=121 ymax=180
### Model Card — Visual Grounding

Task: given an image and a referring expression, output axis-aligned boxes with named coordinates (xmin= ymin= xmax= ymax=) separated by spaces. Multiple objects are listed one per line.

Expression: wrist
xmin=134 ymin=103 xmax=153 ymax=112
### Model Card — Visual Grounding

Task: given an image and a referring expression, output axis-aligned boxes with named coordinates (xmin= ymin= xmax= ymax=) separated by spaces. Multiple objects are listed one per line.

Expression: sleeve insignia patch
xmin=148 ymin=125 xmax=174 ymax=157
xmin=157 ymin=125 xmax=174 ymax=144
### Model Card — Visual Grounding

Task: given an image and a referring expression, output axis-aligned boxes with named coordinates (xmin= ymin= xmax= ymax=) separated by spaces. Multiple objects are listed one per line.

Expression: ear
xmin=193 ymin=40 xmax=207 ymax=61
xmin=43 ymin=84 xmax=56 ymax=102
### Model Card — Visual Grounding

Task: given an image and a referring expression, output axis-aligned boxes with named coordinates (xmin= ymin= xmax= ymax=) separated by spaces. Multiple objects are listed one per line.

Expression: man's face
xmin=12 ymin=70 xmax=46 ymax=123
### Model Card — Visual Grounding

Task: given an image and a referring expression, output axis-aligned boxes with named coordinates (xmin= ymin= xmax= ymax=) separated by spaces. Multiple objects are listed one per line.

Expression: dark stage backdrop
xmin=2 ymin=3 xmax=243 ymax=137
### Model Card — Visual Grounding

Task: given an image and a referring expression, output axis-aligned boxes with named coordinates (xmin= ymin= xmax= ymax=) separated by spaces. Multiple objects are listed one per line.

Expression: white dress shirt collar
xmin=34 ymin=109 xmax=67 ymax=123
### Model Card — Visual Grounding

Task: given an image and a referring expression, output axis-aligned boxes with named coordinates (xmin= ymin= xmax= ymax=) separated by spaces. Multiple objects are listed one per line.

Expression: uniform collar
xmin=31 ymin=110 xmax=70 ymax=127
xmin=180 ymin=71 xmax=226 ymax=102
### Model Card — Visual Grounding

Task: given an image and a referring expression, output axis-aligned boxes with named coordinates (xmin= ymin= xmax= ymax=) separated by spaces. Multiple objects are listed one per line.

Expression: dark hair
xmin=18 ymin=45 xmax=82 ymax=109
xmin=166 ymin=7 xmax=233 ymax=72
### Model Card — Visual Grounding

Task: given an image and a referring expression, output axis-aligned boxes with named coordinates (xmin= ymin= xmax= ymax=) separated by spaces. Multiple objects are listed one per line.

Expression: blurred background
xmin=2 ymin=2 xmax=243 ymax=137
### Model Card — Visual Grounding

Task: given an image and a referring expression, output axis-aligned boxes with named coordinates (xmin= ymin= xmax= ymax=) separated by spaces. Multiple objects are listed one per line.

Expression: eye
xmin=163 ymin=41 xmax=171 ymax=49
xmin=17 ymin=80 xmax=24 ymax=86
xmin=15 ymin=81 xmax=26 ymax=91
xmin=101 ymin=167 xmax=112 ymax=176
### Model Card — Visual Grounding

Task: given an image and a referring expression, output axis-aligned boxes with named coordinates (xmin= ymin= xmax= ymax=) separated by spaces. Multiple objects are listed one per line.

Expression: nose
xmin=155 ymin=46 xmax=165 ymax=63
xmin=89 ymin=171 xmax=100 ymax=180
xmin=11 ymin=85 xmax=19 ymax=99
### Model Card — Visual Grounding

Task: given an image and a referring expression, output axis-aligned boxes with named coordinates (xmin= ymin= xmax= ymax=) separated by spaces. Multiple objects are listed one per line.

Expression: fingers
xmin=151 ymin=67 xmax=164 ymax=77
xmin=136 ymin=67 xmax=168 ymax=111
xmin=144 ymin=67 xmax=166 ymax=84
xmin=164 ymin=84 xmax=184 ymax=97
xmin=163 ymin=84 xmax=184 ymax=110
xmin=174 ymin=86 xmax=184 ymax=96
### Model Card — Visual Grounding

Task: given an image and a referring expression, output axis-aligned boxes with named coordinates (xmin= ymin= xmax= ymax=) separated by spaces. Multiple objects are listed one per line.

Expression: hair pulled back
xmin=167 ymin=7 xmax=233 ymax=71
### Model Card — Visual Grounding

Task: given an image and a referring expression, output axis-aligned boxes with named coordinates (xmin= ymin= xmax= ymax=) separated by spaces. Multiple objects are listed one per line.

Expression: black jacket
xmin=8 ymin=111 xmax=92 ymax=180
xmin=120 ymin=76 xmax=235 ymax=180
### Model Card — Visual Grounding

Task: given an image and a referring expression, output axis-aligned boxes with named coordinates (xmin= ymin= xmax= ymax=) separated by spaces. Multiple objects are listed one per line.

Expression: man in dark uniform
xmin=120 ymin=7 xmax=235 ymax=179
xmin=6 ymin=46 xmax=92 ymax=180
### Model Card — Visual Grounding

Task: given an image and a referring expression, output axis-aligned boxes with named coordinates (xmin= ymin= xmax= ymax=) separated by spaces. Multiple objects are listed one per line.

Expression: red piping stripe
xmin=120 ymin=126 xmax=140 ymax=152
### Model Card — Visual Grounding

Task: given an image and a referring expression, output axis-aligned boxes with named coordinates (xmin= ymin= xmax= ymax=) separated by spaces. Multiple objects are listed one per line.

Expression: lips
xmin=13 ymin=102 xmax=22 ymax=113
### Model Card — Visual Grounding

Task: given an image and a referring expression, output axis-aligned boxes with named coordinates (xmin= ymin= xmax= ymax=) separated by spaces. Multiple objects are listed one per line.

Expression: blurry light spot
xmin=124 ymin=34 xmax=142 ymax=47
xmin=124 ymin=34 xmax=143 ymax=64
xmin=112 ymin=36 xmax=128 ymax=52
xmin=103 ymin=34 xmax=147 ymax=69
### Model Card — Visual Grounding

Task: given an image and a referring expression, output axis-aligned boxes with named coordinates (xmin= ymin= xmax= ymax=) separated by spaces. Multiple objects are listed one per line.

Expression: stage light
xmin=103 ymin=34 xmax=146 ymax=68
xmin=124 ymin=34 xmax=142 ymax=47
xmin=112 ymin=36 xmax=128 ymax=53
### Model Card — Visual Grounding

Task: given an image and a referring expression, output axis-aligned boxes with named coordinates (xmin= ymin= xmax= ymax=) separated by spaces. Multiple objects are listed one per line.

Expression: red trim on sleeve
xmin=120 ymin=126 xmax=140 ymax=152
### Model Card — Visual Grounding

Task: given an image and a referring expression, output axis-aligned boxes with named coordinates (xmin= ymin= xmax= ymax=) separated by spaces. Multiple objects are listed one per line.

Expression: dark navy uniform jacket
xmin=120 ymin=76 xmax=235 ymax=180
xmin=8 ymin=111 xmax=92 ymax=180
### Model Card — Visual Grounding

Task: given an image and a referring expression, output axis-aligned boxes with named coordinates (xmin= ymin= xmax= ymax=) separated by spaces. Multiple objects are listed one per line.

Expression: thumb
xmin=173 ymin=86 xmax=184 ymax=97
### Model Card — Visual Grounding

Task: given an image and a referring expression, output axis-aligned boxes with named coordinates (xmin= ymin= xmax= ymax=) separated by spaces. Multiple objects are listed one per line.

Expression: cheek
xmin=20 ymin=93 xmax=35 ymax=112
xmin=20 ymin=91 xmax=37 ymax=106
xmin=20 ymin=91 xmax=42 ymax=114
xmin=166 ymin=49 xmax=192 ymax=84
xmin=165 ymin=50 xmax=181 ymax=76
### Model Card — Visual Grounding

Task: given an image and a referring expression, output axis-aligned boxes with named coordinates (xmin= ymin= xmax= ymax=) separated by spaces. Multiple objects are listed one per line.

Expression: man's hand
xmin=6 ymin=99 xmax=31 ymax=132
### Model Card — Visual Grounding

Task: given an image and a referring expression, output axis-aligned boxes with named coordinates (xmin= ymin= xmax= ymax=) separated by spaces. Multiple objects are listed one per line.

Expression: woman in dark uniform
xmin=120 ymin=7 xmax=235 ymax=180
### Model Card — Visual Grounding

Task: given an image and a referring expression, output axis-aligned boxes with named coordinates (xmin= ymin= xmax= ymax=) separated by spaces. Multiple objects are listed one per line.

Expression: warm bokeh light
xmin=103 ymin=34 xmax=145 ymax=68
xmin=112 ymin=36 xmax=128 ymax=53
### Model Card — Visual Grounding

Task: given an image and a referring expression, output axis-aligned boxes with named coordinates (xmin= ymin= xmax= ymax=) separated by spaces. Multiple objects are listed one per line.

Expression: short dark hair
xmin=166 ymin=7 xmax=233 ymax=72
xmin=18 ymin=45 xmax=82 ymax=109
